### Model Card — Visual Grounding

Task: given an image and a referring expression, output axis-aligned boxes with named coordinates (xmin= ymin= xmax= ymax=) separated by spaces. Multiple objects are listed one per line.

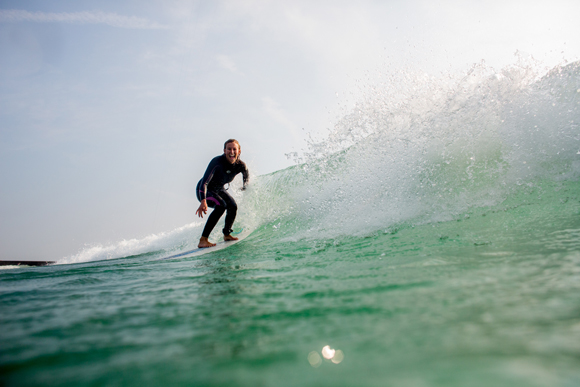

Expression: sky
xmin=1 ymin=0 xmax=579 ymax=261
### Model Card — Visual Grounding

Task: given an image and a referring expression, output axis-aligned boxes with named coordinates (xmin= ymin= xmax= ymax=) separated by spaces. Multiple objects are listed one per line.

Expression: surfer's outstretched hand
xmin=196 ymin=200 xmax=208 ymax=218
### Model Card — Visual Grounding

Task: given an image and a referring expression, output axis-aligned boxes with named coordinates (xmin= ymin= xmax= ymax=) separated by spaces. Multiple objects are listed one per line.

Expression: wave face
xmin=5 ymin=61 xmax=578 ymax=387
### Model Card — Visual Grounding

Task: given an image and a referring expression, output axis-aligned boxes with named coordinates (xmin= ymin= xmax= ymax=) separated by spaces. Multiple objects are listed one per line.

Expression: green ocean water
xmin=2 ymin=62 xmax=580 ymax=386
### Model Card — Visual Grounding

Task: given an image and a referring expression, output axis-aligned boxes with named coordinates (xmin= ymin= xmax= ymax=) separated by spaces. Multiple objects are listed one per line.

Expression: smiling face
xmin=223 ymin=141 xmax=241 ymax=164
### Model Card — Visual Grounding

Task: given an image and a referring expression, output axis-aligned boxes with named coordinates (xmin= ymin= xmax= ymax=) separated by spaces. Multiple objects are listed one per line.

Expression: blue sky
xmin=1 ymin=0 xmax=579 ymax=261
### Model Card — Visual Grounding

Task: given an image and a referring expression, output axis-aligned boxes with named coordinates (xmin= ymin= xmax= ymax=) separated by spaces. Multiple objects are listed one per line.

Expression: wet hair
xmin=224 ymin=139 xmax=241 ymax=151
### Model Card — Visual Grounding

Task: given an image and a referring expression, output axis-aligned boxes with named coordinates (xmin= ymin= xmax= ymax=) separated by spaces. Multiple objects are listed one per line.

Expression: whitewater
xmin=1 ymin=60 xmax=579 ymax=387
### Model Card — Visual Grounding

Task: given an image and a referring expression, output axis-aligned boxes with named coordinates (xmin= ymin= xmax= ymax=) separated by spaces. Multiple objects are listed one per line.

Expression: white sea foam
xmin=59 ymin=221 xmax=204 ymax=264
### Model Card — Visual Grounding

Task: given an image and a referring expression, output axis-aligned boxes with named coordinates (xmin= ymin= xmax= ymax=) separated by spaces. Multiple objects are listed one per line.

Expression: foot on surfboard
xmin=224 ymin=234 xmax=239 ymax=242
xmin=198 ymin=237 xmax=216 ymax=248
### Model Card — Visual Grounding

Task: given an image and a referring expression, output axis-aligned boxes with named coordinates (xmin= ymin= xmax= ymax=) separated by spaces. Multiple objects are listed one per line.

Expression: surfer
xmin=195 ymin=139 xmax=249 ymax=248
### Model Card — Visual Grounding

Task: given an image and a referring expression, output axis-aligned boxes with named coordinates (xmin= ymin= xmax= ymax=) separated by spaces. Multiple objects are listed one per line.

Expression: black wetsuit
xmin=196 ymin=154 xmax=249 ymax=238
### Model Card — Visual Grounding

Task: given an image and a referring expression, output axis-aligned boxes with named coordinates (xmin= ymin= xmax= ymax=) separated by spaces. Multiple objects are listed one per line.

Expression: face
xmin=224 ymin=142 xmax=240 ymax=164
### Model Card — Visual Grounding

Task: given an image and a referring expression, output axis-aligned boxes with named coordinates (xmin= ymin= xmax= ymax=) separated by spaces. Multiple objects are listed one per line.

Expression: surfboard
xmin=0 ymin=260 xmax=56 ymax=266
xmin=156 ymin=228 xmax=245 ymax=261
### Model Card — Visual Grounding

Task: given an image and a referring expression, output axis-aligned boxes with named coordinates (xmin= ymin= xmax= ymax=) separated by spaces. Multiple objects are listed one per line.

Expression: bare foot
xmin=198 ymin=237 xmax=216 ymax=248
xmin=224 ymin=234 xmax=239 ymax=242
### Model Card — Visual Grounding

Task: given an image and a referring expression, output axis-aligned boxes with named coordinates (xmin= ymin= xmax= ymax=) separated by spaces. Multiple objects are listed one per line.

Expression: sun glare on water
xmin=308 ymin=345 xmax=345 ymax=367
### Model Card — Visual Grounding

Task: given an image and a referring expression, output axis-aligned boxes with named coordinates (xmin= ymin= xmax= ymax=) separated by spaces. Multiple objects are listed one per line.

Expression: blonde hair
xmin=224 ymin=139 xmax=241 ymax=150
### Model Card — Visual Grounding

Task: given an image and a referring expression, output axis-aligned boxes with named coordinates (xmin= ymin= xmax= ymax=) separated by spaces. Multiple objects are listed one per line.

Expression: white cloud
xmin=0 ymin=9 xmax=168 ymax=29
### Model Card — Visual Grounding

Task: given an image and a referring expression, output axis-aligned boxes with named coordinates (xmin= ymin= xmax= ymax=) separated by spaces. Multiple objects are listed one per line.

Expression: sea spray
xmin=240 ymin=60 xmax=580 ymax=242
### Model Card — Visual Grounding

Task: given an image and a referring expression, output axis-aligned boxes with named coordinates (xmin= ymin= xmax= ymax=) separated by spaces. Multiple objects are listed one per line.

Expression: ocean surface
xmin=1 ymin=60 xmax=580 ymax=387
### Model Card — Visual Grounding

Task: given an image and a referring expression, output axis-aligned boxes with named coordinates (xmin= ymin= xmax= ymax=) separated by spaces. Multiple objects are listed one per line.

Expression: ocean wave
xmin=62 ymin=59 xmax=580 ymax=264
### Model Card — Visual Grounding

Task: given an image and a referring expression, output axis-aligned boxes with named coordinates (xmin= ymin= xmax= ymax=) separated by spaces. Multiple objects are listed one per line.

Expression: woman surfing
xmin=195 ymin=139 xmax=249 ymax=248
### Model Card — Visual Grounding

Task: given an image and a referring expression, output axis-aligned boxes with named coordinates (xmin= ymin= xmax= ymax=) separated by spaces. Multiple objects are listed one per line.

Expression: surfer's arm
xmin=241 ymin=163 xmax=249 ymax=190
xmin=198 ymin=157 xmax=220 ymax=200
xmin=196 ymin=157 xmax=220 ymax=217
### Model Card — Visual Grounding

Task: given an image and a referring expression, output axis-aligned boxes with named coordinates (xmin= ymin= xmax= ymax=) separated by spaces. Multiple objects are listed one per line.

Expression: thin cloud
xmin=216 ymin=54 xmax=242 ymax=74
xmin=0 ymin=9 xmax=169 ymax=29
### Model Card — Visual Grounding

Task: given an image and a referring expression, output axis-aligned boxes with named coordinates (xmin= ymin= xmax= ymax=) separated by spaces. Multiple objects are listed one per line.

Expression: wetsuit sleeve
xmin=198 ymin=157 xmax=220 ymax=201
xmin=242 ymin=162 xmax=249 ymax=188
